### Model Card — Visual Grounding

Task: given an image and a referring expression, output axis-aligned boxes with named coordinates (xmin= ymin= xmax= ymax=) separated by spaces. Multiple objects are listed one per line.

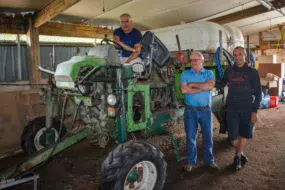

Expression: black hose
xmin=61 ymin=100 xmax=83 ymax=139
xmin=71 ymin=100 xmax=82 ymax=128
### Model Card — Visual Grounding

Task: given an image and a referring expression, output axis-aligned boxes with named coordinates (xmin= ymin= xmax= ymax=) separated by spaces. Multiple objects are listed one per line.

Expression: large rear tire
xmin=100 ymin=140 xmax=167 ymax=190
xmin=21 ymin=117 xmax=67 ymax=155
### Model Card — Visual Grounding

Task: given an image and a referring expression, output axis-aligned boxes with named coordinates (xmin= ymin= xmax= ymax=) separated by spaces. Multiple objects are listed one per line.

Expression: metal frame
xmin=127 ymin=84 xmax=150 ymax=132
xmin=0 ymin=174 xmax=39 ymax=190
xmin=0 ymin=128 xmax=92 ymax=180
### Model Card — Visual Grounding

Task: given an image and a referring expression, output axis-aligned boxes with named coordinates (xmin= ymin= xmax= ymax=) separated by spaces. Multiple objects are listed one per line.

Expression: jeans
xmin=184 ymin=107 xmax=215 ymax=165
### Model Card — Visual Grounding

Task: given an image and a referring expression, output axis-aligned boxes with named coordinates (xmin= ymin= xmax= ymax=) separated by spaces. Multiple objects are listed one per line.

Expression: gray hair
xmin=120 ymin=13 xmax=131 ymax=19
xmin=190 ymin=51 xmax=204 ymax=60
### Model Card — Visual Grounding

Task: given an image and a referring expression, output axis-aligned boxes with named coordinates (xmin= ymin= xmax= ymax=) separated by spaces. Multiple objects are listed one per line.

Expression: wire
xmin=70 ymin=101 xmax=83 ymax=130
xmin=275 ymin=25 xmax=285 ymax=54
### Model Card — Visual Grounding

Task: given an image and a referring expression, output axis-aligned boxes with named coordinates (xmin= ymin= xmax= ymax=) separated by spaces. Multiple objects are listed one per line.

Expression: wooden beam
xmin=0 ymin=17 xmax=26 ymax=34
xmin=259 ymin=32 xmax=267 ymax=55
xmin=0 ymin=17 xmax=112 ymax=39
xmin=209 ymin=1 xmax=285 ymax=25
xmin=39 ymin=22 xmax=113 ymax=39
xmin=209 ymin=6 xmax=267 ymax=25
xmin=27 ymin=16 xmax=41 ymax=84
xmin=33 ymin=0 xmax=81 ymax=28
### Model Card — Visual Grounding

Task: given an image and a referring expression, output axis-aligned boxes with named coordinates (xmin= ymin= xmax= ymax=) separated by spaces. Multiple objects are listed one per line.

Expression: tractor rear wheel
xmin=100 ymin=140 xmax=167 ymax=190
xmin=21 ymin=117 xmax=67 ymax=155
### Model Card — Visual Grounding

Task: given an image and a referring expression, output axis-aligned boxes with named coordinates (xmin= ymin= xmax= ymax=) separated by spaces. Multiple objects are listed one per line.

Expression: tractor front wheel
xmin=21 ymin=117 xmax=67 ymax=155
xmin=100 ymin=140 xmax=167 ymax=190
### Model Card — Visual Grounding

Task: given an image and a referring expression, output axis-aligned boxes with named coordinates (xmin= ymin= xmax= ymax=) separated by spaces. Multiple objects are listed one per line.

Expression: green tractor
xmin=0 ymin=32 xmax=228 ymax=190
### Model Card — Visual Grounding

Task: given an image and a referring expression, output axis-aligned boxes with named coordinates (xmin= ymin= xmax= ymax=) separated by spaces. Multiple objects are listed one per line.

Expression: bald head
xmin=233 ymin=46 xmax=247 ymax=67
xmin=233 ymin=46 xmax=246 ymax=55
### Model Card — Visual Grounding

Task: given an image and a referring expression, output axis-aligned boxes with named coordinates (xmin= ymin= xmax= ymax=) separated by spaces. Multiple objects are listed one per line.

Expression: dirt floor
xmin=2 ymin=104 xmax=285 ymax=190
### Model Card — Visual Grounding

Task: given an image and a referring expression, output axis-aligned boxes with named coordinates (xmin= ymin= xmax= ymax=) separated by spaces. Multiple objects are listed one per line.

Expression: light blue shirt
xmin=180 ymin=68 xmax=215 ymax=107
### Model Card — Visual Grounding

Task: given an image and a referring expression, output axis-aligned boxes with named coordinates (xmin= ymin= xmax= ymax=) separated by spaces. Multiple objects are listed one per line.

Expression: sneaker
xmin=241 ymin=154 xmax=248 ymax=166
xmin=184 ymin=165 xmax=193 ymax=172
xmin=208 ymin=163 xmax=220 ymax=172
xmin=234 ymin=155 xmax=242 ymax=171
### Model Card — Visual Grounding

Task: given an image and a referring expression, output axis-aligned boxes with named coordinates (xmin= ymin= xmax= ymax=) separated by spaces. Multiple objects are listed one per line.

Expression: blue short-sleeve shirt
xmin=180 ymin=68 xmax=215 ymax=107
xmin=113 ymin=27 xmax=142 ymax=57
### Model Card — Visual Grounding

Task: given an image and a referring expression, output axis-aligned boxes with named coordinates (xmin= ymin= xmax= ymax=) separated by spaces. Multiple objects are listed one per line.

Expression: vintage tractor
xmin=0 ymin=31 xmax=229 ymax=190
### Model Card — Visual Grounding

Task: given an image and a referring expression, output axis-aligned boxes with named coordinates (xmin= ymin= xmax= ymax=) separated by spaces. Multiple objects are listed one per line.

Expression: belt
xmin=186 ymin=105 xmax=210 ymax=111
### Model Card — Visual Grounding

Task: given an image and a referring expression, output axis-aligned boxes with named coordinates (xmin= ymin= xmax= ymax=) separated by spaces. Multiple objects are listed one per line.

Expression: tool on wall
xmin=175 ymin=34 xmax=185 ymax=65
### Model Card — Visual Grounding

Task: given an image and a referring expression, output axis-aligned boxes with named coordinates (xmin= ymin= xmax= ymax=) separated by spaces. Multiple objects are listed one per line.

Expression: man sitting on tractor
xmin=113 ymin=13 xmax=143 ymax=65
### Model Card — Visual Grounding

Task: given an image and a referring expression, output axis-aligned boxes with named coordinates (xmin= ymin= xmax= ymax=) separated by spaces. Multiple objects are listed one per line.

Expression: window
xmin=0 ymin=34 xmax=102 ymax=82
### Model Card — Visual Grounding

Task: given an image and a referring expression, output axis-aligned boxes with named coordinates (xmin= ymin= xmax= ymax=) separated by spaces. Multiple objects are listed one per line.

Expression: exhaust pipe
xmin=38 ymin=66 xmax=55 ymax=75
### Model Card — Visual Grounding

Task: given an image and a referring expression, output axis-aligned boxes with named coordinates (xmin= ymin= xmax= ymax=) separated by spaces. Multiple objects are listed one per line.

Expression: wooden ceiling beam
xmin=0 ymin=17 xmax=112 ymax=39
xmin=39 ymin=22 xmax=113 ymax=39
xmin=33 ymin=0 xmax=81 ymax=28
xmin=209 ymin=0 xmax=285 ymax=25
xmin=0 ymin=17 xmax=26 ymax=34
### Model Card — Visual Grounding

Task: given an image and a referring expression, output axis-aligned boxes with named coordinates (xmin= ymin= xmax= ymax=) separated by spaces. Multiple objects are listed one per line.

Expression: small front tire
xmin=21 ymin=117 xmax=67 ymax=155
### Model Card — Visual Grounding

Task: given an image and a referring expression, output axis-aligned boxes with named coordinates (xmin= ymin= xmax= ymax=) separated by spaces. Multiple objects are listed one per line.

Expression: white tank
xmin=149 ymin=21 xmax=244 ymax=53
xmin=223 ymin=25 xmax=244 ymax=53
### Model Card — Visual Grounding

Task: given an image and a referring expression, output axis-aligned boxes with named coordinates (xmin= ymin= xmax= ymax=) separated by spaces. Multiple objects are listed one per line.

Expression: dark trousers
xmin=226 ymin=108 xmax=254 ymax=140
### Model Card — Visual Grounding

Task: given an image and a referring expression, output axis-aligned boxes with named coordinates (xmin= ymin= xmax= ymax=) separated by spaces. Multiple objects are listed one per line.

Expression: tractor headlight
xmin=132 ymin=62 xmax=145 ymax=73
xmin=107 ymin=94 xmax=117 ymax=106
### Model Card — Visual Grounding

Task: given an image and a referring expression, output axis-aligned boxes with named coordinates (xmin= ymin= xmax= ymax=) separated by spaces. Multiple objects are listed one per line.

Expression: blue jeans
xmin=184 ymin=107 xmax=215 ymax=166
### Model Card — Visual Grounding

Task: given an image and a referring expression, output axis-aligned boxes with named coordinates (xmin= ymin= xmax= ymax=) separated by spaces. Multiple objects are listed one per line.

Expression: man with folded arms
xmin=180 ymin=51 xmax=219 ymax=172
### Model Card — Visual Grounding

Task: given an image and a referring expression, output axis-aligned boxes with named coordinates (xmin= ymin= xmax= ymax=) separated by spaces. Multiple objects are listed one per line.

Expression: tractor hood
xmin=54 ymin=55 xmax=105 ymax=89
xmin=54 ymin=45 xmax=120 ymax=89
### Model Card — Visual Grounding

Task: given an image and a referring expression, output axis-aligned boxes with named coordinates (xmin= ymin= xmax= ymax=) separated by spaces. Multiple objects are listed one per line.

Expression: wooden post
xmin=259 ymin=32 xmax=266 ymax=55
xmin=26 ymin=16 xmax=41 ymax=84
xmin=16 ymin=34 xmax=22 ymax=80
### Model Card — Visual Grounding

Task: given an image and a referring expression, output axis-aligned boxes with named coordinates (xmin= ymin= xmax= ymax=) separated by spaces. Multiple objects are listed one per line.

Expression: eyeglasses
xmin=190 ymin=59 xmax=201 ymax=62
xmin=121 ymin=20 xmax=130 ymax=24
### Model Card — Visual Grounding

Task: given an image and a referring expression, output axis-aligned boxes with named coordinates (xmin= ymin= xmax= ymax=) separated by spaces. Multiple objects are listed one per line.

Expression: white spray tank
xmin=148 ymin=21 xmax=244 ymax=53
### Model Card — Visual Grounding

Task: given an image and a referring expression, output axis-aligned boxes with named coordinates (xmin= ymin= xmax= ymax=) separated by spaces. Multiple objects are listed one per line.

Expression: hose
xmin=62 ymin=100 xmax=83 ymax=138
xmin=214 ymin=47 xmax=235 ymax=79
xmin=275 ymin=26 xmax=285 ymax=54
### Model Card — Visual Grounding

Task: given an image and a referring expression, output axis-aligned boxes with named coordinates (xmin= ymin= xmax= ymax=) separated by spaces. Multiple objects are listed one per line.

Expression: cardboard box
xmin=268 ymin=81 xmax=278 ymax=88
xmin=258 ymin=54 xmax=277 ymax=64
xmin=278 ymin=78 xmax=283 ymax=96
xmin=258 ymin=63 xmax=285 ymax=78
xmin=260 ymin=78 xmax=268 ymax=86
xmin=267 ymin=78 xmax=284 ymax=97
xmin=265 ymin=73 xmax=279 ymax=81
xmin=268 ymin=87 xmax=278 ymax=96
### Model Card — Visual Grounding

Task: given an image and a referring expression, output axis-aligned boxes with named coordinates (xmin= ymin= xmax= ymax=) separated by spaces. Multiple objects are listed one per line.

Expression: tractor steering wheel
xmin=100 ymin=34 xmax=124 ymax=50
